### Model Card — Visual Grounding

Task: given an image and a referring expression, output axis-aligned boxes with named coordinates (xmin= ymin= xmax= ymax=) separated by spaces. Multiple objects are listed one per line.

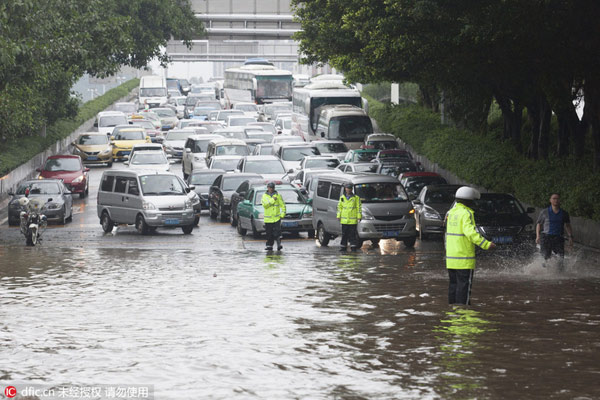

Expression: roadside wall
xmin=398 ymin=138 xmax=600 ymax=250
xmin=0 ymin=91 xmax=137 ymax=202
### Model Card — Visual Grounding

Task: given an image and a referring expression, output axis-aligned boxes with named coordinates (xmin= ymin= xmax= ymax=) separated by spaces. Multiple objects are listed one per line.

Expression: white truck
xmin=139 ymin=75 xmax=168 ymax=110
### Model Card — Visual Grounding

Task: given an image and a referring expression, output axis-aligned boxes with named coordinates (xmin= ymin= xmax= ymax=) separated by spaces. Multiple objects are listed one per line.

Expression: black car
xmin=372 ymin=160 xmax=419 ymax=177
xmin=412 ymin=184 xmax=462 ymax=240
xmin=8 ymin=179 xmax=73 ymax=225
xmin=229 ymin=178 xmax=267 ymax=227
xmin=186 ymin=169 xmax=225 ymax=210
xmin=446 ymin=193 xmax=536 ymax=250
xmin=208 ymin=173 xmax=262 ymax=222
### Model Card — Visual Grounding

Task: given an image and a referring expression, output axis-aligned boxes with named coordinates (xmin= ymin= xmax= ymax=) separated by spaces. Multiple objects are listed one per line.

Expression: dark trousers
xmin=448 ymin=269 xmax=474 ymax=305
xmin=340 ymin=224 xmax=358 ymax=248
xmin=541 ymin=234 xmax=564 ymax=260
xmin=265 ymin=220 xmax=281 ymax=247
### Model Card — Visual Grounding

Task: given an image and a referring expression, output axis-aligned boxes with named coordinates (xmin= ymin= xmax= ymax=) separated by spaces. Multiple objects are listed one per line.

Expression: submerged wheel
xmin=403 ymin=236 xmax=416 ymax=248
xmin=25 ymin=231 xmax=34 ymax=246
xmin=182 ymin=224 xmax=194 ymax=234
xmin=237 ymin=218 xmax=247 ymax=236
xmin=317 ymin=223 xmax=330 ymax=247
xmin=251 ymin=217 xmax=260 ymax=238
xmin=101 ymin=211 xmax=114 ymax=233
xmin=135 ymin=214 xmax=150 ymax=235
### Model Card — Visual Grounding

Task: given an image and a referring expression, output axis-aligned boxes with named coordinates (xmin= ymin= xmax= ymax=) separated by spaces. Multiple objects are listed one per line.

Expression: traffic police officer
xmin=337 ymin=182 xmax=362 ymax=251
xmin=262 ymin=182 xmax=286 ymax=251
xmin=446 ymin=186 xmax=496 ymax=305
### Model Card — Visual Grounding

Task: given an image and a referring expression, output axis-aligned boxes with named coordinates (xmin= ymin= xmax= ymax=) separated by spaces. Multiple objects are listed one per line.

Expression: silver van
xmin=312 ymin=173 xmax=417 ymax=247
xmin=205 ymin=138 xmax=249 ymax=166
xmin=97 ymin=170 xmax=196 ymax=235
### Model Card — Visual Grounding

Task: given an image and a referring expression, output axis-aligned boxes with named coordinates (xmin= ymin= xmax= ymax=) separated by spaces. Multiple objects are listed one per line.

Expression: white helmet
xmin=455 ymin=186 xmax=481 ymax=200
xmin=18 ymin=197 xmax=30 ymax=207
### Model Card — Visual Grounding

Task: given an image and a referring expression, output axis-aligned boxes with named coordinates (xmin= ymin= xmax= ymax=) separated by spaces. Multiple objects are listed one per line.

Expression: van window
xmin=316 ymin=181 xmax=331 ymax=198
xmin=114 ymin=177 xmax=128 ymax=193
xmin=127 ymin=178 xmax=140 ymax=196
xmin=329 ymin=183 xmax=342 ymax=200
xmin=101 ymin=175 xmax=114 ymax=192
xmin=354 ymin=182 xmax=408 ymax=203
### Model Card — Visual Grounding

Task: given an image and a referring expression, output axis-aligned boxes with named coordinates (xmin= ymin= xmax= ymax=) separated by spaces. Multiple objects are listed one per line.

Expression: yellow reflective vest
xmin=446 ymin=202 xmax=491 ymax=269
xmin=337 ymin=194 xmax=362 ymax=225
xmin=261 ymin=191 xmax=286 ymax=223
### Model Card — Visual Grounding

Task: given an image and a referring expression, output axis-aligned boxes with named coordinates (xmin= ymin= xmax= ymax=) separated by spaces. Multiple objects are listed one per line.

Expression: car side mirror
xmin=412 ymin=199 xmax=422 ymax=205
xmin=93 ymin=122 xmax=98 ymax=127
xmin=110 ymin=136 xmax=115 ymax=141
xmin=123 ymin=161 xmax=129 ymax=166
xmin=526 ymin=207 xmax=535 ymax=214
xmin=65 ymin=191 xmax=72 ymax=195
xmin=47 ymin=198 xmax=53 ymax=203
xmin=188 ymin=185 xmax=195 ymax=191
xmin=408 ymin=194 xmax=416 ymax=201
xmin=185 ymin=148 xmax=191 ymax=153
xmin=239 ymin=191 xmax=247 ymax=197
xmin=242 ymin=199 xmax=250 ymax=204
xmin=169 ymin=160 xmax=176 ymax=164
xmin=287 ymin=168 xmax=294 ymax=174
xmin=185 ymin=187 xmax=191 ymax=193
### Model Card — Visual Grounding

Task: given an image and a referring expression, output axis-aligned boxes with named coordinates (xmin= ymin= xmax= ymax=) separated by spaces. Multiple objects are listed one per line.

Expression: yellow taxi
xmin=71 ymin=132 xmax=113 ymax=167
xmin=110 ymin=127 xmax=151 ymax=160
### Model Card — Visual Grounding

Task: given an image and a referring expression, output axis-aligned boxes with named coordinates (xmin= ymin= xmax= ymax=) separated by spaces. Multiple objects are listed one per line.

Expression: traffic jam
xmin=8 ymin=60 xmax=536 ymax=253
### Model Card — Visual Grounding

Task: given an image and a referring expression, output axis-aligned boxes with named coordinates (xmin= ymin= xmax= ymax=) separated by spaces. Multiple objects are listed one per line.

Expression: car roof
xmin=188 ymin=134 xmax=223 ymax=141
xmin=243 ymin=155 xmax=280 ymax=161
xmin=253 ymin=183 xmax=296 ymax=191
xmin=131 ymin=150 xmax=166 ymax=156
xmin=318 ymin=172 xmax=400 ymax=184
xmin=303 ymin=155 xmax=337 ymax=159
xmin=191 ymin=168 xmax=225 ymax=174
xmin=78 ymin=132 xmax=106 ymax=136
xmin=116 ymin=127 xmax=145 ymax=132
xmin=378 ymin=149 xmax=409 ymax=155
xmin=97 ymin=111 xmax=126 ymax=117
xmin=423 ymin=184 xmax=461 ymax=191
xmin=366 ymin=133 xmax=396 ymax=140
xmin=209 ymin=137 xmax=247 ymax=145
xmin=211 ymin=155 xmax=243 ymax=160
xmin=47 ymin=154 xmax=80 ymax=160
xmin=132 ymin=143 xmax=162 ymax=148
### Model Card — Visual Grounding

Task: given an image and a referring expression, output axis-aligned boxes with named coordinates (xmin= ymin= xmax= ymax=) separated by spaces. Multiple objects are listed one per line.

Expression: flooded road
xmin=1 ymin=166 xmax=599 ymax=399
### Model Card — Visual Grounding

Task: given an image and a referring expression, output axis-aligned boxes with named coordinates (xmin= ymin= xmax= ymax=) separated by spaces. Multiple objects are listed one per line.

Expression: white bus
xmin=291 ymin=82 xmax=368 ymax=147
xmin=223 ymin=64 xmax=293 ymax=107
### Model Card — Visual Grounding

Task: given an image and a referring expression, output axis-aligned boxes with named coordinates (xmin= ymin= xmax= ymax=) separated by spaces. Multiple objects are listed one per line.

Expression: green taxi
xmin=236 ymin=183 xmax=314 ymax=238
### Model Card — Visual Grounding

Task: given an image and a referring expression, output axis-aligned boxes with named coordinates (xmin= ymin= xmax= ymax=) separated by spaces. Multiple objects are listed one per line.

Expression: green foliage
xmin=0 ymin=79 xmax=139 ymax=176
xmin=368 ymin=98 xmax=600 ymax=221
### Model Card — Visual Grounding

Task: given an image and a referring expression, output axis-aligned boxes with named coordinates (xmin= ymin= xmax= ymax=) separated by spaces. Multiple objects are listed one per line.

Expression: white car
xmin=226 ymin=115 xmax=257 ymax=127
xmin=95 ymin=111 xmax=128 ymax=136
xmin=236 ymin=155 xmax=287 ymax=181
xmin=182 ymin=134 xmax=223 ymax=178
xmin=275 ymin=116 xmax=292 ymax=135
xmin=125 ymin=150 xmax=172 ymax=172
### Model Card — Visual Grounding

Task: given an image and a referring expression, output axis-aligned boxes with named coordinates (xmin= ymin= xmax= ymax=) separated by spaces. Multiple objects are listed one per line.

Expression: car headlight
xmin=44 ymin=202 xmax=61 ymax=210
xmin=257 ymin=213 xmax=264 ymax=219
xmin=100 ymin=147 xmax=111 ymax=155
xmin=303 ymin=211 xmax=313 ymax=218
xmin=37 ymin=175 xmax=44 ymax=180
xmin=143 ymin=200 xmax=156 ymax=210
xmin=361 ymin=207 xmax=374 ymax=220
xmin=423 ymin=208 xmax=441 ymax=220
xmin=184 ymin=199 xmax=193 ymax=210
xmin=72 ymin=175 xmax=85 ymax=184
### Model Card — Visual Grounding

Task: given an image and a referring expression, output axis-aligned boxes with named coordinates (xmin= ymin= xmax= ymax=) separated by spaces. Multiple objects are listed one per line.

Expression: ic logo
xmin=5 ymin=386 xmax=17 ymax=398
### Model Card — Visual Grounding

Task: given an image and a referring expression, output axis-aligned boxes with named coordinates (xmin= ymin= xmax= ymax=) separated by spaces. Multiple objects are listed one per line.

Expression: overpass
xmin=166 ymin=0 xmax=300 ymax=64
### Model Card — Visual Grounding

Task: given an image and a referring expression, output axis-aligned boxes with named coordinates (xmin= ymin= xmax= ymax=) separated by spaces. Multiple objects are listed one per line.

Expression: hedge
xmin=365 ymin=95 xmax=600 ymax=221
xmin=0 ymin=78 xmax=139 ymax=177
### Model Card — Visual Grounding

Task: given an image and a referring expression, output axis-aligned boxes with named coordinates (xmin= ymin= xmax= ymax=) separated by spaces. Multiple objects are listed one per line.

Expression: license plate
xmin=176 ymin=152 xmax=182 ymax=156
xmin=87 ymin=156 xmax=98 ymax=161
xmin=383 ymin=230 xmax=399 ymax=238
xmin=492 ymin=236 xmax=513 ymax=244
xmin=165 ymin=218 xmax=179 ymax=225
xmin=282 ymin=221 xmax=298 ymax=228
xmin=121 ymin=151 xmax=130 ymax=155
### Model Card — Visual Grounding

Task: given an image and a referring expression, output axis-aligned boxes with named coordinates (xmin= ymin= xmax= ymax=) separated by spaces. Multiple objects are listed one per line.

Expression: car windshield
xmin=257 ymin=146 xmax=273 ymax=155
xmin=229 ymin=117 xmax=256 ymax=127
xmin=255 ymin=189 xmax=305 ymax=205
xmin=212 ymin=159 xmax=239 ymax=171
xmin=279 ymin=119 xmax=292 ymax=129
xmin=139 ymin=175 xmax=186 ymax=195
xmin=190 ymin=173 xmax=221 ymax=185
xmin=235 ymin=104 xmax=258 ymax=112
xmin=329 ymin=116 xmax=373 ymax=140
xmin=175 ymin=98 xmax=187 ymax=106
xmin=249 ymin=124 xmax=276 ymax=134
xmin=131 ymin=153 xmax=167 ymax=165
xmin=247 ymin=133 xmax=274 ymax=142
xmin=114 ymin=131 xmax=145 ymax=140
xmin=154 ymin=109 xmax=175 ymax=117
xmin=217 ymin=111 xmax=244 ymax=121
xmin=191 ymin=140 xmax=212 ymax=153
xmin=380 ymin=163 xmax=417 ymax=176
xmin=166 ymin=131 xmax=193 ymax=141
xmin=425 ymin=189 xmax=456 ymax=204
xmin=78 ymin=135 xmax=108 ymax=145
xmin=132 ymin=121 xmax=155 ymax=130
xmin=354 ymin=183 xmax=408 ymax=202
xmin=17 ymin=182 xmax=60 ymax=195
xmin=352 ymin=151 xmax=377 ymax=162
xmin=305 ymin=158 xmax=339 ymax=169
xmin=404 ymin=177 xmax=447 ymax=197
xmin=99 ymin=115 xmax=127 ymax=127
xmin=378 ymin=152 xmax=411 ymax=161
xmin=245 ymin=160 xmax=285 ymax=174
xmin=368 ymin=140 xmax=398 ymax=150
xmin=473 ymin=194 xmax=525 ymax=215
xmin=314 ymin=142 xmax=348 ymax=154
xmin=193 ymin=107 xmax=214 ymax=117
xmin=115 ymin=104 xmax=137 ymax=114
xmin=44 ymin=158 xmax=81 ymax=172
xmin=140 ymin=88 xmax=167 ymax=97
xmin=281 ymin=147 xmax=319 ymax=161
xmin=223 ymin=176 xmax=254 ymax=191
xmin=215 ymin=145 xmax=248 ymax=156
xmin=218 ymin=130 xmax=247 ymax=140
xmin=354 ymin=164 xmax=376 ymax=172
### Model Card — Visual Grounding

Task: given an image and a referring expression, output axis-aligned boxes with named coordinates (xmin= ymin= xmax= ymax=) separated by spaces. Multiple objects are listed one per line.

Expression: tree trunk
xmin=538 ymin=96 xmax=551 ymax=160
xmin=527 ymin=101 xmax=540 ymax=160
xmin=556 ymin=115 xmax=570 ymax=157
xmin=495 ymin=94 xmax=523 ymax=152
xmin=584 ymin=76 xmax=600 ymax=171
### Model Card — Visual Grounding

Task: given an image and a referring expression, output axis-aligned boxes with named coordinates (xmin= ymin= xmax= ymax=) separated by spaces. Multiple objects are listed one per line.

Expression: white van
xmin=94 ymin=111 xmax=128 ymax=136
xmin=97 ymin=170 xmax=195 ymax=234
xmin=205 ymin=138 xmax=249 ymax=166
xmin=139 ymin=75 xmax=168 ymax=109
xmin=313 ymin=105 xmax=376 ymax=149
xmin=312 ymin=173 xmax=417 ymax=248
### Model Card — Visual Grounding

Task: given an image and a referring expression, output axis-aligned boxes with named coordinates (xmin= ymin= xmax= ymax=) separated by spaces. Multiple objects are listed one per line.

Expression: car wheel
xmin=194 ymin=216 xmax=200 ymax=226
xmin=251 ymin=217 xmax=260 ymax=238
xmin=370 ymin=239 xmax=380 ymax=247
xmin=418 ymin=217 xmax=427 ymax=241
xmin=307 ymin=229 xmax=315 ymax=238
xmin=237 ymin=218 xmax=247 ymax=236
xmin=182 ymin=224 xmax=194 ymax=234
xmin=230 ymin=209 xmax=237 ymax=227
xmin=8 ymin=216 xmax=18 ymax=226
xmin=209 ymin=201 xmax=217 ymax=219
xmin=135 ymin=214 xmax=150 ymax=235
xmin=317 ymin=223 xmax=330 ymax=247
xmin=101 ymin=211 xmax=114 ymax=233
xmin=66 ymin=205 xmax=73 ymax=222
xmin=403 ymin=236 xmax=417 ymax=247
xmin=218 ymin=202 xmax=228 ymax=222
xmin=25 ymin=231 xmax=34 ymax=246
xmin=62 ymin=207 xmax=67 ymax=225
xmin=107 ymin=161 xmax=113 ymax=168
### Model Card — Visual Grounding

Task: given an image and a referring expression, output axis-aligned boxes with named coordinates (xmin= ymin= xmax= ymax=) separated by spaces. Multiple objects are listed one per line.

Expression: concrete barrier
xmin=0 ymin=91 xmax=136 ymax=203
xmin=397 ymin=138 xmax=600 ymax=250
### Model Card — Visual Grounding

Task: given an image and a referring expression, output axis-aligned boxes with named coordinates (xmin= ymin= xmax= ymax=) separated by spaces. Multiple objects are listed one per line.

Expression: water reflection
xmin=433 ymin=308 xmax=497 ymax=397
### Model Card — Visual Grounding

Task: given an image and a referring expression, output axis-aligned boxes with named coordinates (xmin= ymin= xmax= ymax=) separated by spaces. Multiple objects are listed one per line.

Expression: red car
xmin=36 ymin=155 xmax=90 ymax=198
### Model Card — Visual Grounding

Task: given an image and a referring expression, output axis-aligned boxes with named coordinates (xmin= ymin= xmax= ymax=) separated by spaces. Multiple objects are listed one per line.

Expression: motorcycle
xmin=18 ymin=194 xmax=48 ymax=246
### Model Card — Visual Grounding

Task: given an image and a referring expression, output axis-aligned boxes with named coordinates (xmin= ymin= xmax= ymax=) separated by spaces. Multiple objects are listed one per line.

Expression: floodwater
xmin=0 ymin=237 xmax=599 ymax=399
